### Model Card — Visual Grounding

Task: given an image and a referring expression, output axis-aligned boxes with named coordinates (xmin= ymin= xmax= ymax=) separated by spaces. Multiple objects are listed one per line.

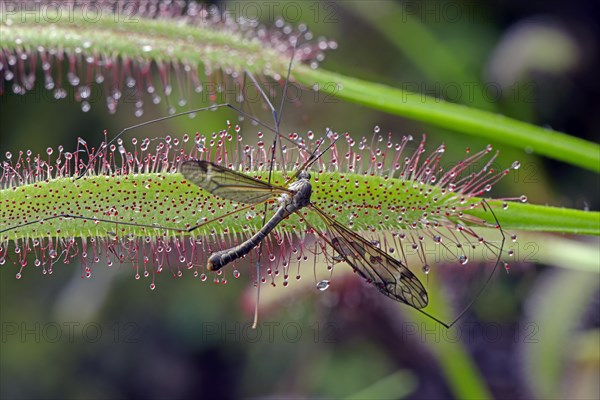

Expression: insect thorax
xmin=287 ymin=177 xmax=312 ymax=210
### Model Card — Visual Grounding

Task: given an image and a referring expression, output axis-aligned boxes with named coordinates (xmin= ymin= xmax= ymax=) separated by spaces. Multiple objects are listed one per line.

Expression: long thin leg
xmin=248 ymin=37 xmax=300 ymax=328
xmin=186 ymin=201 xmax=273 ymax=233
xmin=78 ymin=102 xmax=289 ymax=179
xmin=297 ymin=198 xmax=506 ymax=329
xmin=2 ymin=199 xmax=273 ymax=237
xmin=244 ymin=71 xmax=280 ymax=328
xmin=1 ymin=214 xmax=185 ymax=235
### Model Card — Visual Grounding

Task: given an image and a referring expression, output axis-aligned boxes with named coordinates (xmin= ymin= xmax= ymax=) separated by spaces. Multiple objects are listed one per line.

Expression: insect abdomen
xmin=206 ymin=207 xmax=288 ymax=271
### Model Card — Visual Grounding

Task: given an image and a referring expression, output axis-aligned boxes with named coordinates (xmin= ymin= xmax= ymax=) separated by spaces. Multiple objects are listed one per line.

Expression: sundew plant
xmin=1 ymin=2 xmax=599 ymax=399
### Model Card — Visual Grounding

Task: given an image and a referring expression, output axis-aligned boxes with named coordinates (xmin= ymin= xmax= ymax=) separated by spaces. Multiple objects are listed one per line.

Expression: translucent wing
xmin=309 ymin=205 xmax=428 ymax=309
xmin=180 ymin=160 xmax=292 ymax=204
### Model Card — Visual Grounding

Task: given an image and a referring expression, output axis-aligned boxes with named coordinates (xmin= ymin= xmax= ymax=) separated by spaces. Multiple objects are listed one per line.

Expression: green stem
xmin=2 ymin=173 xmax=598 ymax=242
xmin=294 ymin=67 xmax=600 ymax=173
xmin=465 ymin=200 xmax=599 ymax=236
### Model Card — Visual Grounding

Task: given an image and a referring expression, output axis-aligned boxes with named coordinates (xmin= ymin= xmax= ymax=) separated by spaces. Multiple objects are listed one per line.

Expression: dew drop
xmin=200 ymin=273 xmax=207 ymax=282
xmin=233 ymin=270 xmax=240 ymax=278
xmin=520 ymin=195 xmax=528 ymax=203
xmin=512 ymin=161 xmax=521 ymax=170
xmin=422 ymin=265 xmax=430 ymax=274
xmin=459 ymin=255 xmax=468 ymax=265
xmin=150 ymin=283 xmax=156 ymax=290
xmin=16 ymin=273 xmax=21 ymax=280
xmin=316 ymin=280 xmax=330 ymax=291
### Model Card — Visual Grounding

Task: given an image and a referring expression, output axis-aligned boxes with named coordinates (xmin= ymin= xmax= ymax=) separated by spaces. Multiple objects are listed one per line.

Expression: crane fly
xmin=179 ymin=143 xmax=430 ymax=314
xmin=1 ymin=30 xmax=507 ymax=328
xmin=179 ymin=140 xmax=506 ymax=327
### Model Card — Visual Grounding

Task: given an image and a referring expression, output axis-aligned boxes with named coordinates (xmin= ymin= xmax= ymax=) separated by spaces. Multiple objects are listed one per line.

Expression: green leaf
xmin=2 ymin=10 xmax=598 ymax=171
xmin=3 ymin=173 xmax=597 ymax=243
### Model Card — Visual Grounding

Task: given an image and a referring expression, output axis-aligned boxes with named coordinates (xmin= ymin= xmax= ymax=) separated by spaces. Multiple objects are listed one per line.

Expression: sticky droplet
xmin=316 ymin=280 xmax=330 ymax=291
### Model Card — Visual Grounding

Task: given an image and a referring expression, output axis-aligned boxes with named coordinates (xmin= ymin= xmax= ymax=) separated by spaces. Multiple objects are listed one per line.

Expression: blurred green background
xmin=1 ymin=1 xmax=599 ymax=399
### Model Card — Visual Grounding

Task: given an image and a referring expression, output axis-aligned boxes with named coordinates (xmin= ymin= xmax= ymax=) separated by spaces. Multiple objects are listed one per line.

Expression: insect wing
xmin=311 ymin=206 xmax=428 ymax=309
xmin=180 ymin=160 xmax=291 ymax=204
